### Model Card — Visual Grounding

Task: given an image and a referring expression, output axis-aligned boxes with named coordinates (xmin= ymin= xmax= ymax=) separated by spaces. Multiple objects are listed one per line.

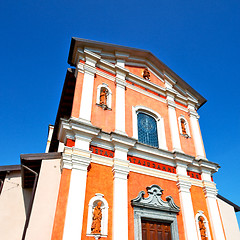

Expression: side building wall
xmin=217 ymin=198 xmax=240 ymax=240
xmin=0 ymin=170 xmax=32 ymax=240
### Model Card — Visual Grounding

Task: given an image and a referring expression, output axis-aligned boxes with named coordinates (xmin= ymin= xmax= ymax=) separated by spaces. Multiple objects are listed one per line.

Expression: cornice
xmin=110 ymin=132 xmax=136 ymax=149
xmin=198 ymin=159 xmax=220 ymax=173
xmin=76 ymin=51 xmax=200 ymax=110
xmin=58 ymin=117 xmax=219 ymax=174
xmin=68 ymin=37 xmax=206 ymax=108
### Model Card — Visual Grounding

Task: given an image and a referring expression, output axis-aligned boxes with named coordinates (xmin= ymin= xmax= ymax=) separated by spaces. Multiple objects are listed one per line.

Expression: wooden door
xmin=142 ymin=219 xmax=171 ymax=240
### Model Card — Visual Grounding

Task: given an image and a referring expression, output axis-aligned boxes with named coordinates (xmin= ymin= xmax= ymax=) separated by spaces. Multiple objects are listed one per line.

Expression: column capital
xmin=115 ymin=77 xmax=126 ymax=88
xmin=84 ymin=48 xmax=101 ymax=67
xmin=188 ymin=109 xmax=199 ymax=119
xmin=166 ymin=87 xmax=177 ymax=98
xmin=167 ymin=100 xmax=176 ymax=109
xmin=77 ymin=61 xmax=84 ymax=73
xmin=61 ymin=147 xmax=91 ymax=171
xmin=111 ymin=132 xmax=136 ymax=149
xmin=112 ymin=159 xmax=129 ymax=180
xmin=203 ymin=184 xmax=218 ymax=199
xmin=84 ymin=64 xmax=96 ymax=76
xmin=177 ymin=178 xmax=192 ymax=193
xmin=115 ymin=64 xmax=129 ymax=78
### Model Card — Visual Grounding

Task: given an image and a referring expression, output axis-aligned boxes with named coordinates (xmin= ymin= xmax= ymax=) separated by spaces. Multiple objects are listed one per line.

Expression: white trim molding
xmin=86 ymin=193 xmax=109 ymax=237
xmin=132 ymin=105 xmax=167 ymax=150
xmin=195 ymin=211 xmax=211 ymax=240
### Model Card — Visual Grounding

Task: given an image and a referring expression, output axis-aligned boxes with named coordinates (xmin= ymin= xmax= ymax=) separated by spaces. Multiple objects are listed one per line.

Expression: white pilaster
xmin=188 ymin=105 xmax=206 ymax=159
xmin=203 ymin=174 xmax=225 ymax=240
xmin=62 ymin=149 xmax=91 ymax=240
xmin=111 ymin=133 xmax=135 ymax=240
xmin=167 ymin=93 xmax=182 ymax=152
xmin=79 ymin=50 xmax=100 ymax=122
xmin=115 ymin=66 xmax=129 ymax=134
xmin=61 ymin=118 xmax=101 ymax=240
xmin=176 ymin=164 xmax=198 ymax=240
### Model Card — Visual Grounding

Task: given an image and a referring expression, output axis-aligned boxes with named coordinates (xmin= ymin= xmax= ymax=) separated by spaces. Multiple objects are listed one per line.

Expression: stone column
xmin=111 ymin=133 xmax=135 ymax=240
xmin=202 ymin=170 xmax=225 ymax=240
xmin=167 ymin=92 xmax=182 ymax=152
xmin=176 ymin=162 xmax=198 ymax=240
xmin=79 ymin=49 xmax=100 ymax=123
xmin=188 ymin=105 xmax=206 ymax=159
xmin=115 ymin=66 xmax=129 ymax=135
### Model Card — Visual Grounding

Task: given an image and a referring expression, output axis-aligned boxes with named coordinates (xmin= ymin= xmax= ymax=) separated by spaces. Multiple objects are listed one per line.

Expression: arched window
xmin=137 ymin=113 xmax=158 ymax=147
xmin=178 ymin=116 xmax=190 ymax=137
xmin=86 ymin=193 xmax=109 ymax=237
xmin=132 ymin=106 xmax=167 ymax=150
xmin=96 ymin=83 xmax=112 ymax=110
xmin=195 ymin=211 xmax=211 ymax=240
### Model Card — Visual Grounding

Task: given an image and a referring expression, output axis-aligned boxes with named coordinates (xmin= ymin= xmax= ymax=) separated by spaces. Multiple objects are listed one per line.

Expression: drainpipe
xmin=21 ymin=165 xmax=38 ymax=240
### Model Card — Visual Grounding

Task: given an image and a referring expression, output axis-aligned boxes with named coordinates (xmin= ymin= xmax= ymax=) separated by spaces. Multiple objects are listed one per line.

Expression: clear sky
xmin=1 ymin=0 xmax=239 ymax=223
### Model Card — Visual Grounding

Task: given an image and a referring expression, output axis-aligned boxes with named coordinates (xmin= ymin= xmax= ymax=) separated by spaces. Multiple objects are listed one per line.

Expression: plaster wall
xmin=0 ymin=171 xmax=32 ymax=240
xmin=25 ymin=159 xmax=61 ymax=240
xmin=217 ymin=198 xmax=240 ymax=240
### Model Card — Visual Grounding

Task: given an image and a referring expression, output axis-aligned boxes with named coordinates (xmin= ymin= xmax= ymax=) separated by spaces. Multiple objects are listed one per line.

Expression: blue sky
xmin=1 ymin=0 xmax=239 ymax=223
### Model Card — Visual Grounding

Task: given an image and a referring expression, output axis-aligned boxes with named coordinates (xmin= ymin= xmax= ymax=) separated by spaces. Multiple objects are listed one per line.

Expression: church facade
xmin=0 ymin=38 xmax=239 ymax=240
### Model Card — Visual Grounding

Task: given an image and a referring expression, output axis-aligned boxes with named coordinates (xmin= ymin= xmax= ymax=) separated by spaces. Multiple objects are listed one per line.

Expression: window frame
xmin=132 ymin=106 xmax=167 ymax=150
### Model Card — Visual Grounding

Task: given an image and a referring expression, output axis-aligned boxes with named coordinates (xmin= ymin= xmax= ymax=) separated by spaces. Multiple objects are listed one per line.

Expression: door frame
xmin=133 ymin=207 xmax=179 ymax=240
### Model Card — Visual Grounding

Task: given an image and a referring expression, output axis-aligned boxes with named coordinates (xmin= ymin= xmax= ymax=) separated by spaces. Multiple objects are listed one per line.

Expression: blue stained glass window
xmin=137 ymin=113 xmax=159 ymax=148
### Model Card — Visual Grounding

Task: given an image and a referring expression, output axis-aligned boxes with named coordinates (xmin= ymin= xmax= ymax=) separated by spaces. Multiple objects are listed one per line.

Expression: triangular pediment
xmin=69 ymin=37 xmax=206 ymax=109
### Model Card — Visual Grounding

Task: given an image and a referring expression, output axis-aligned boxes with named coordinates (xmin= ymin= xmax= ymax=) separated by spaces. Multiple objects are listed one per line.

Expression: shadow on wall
xmin=22 ymin=188 xmax=32 ymax=215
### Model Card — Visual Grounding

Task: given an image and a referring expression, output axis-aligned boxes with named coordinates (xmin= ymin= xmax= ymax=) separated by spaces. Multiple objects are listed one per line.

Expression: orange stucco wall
xmin=125 ymin=87 xmax=173 ymax=151
xmin=51 ymin=168 xmax=71 ymax=240
xmin=128 ymin=172 xmax=185 ymax=240
xmin=71 ymin=72 xmax=84 ymax=118
xmin=91 ymin=75 xmax=116 ymax=133
xmin=190 ymin=185 xmax=214 ymax=240
xmin=125 ymin=65 xmax=165 ymax=88
xmin=81 ymin=163 xmax=113 ymax=240
xmin=175 ymin=108 xmax=196 ymax=156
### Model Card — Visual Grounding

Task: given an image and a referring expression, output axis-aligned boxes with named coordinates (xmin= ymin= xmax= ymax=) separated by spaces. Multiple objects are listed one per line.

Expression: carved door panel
xmin=142 ymin=220 xmax=171 ymax=240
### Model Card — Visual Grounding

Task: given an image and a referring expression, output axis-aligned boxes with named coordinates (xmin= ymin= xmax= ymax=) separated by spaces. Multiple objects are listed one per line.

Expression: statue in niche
xmin=91 ymin=201 xmax=102 ymax=234
xmin=143 ymin=68 xmax=150 ymax=80
xmin=100 ymin=87 xmax=108 ymax=109
xmin=181 ymin=119 xmax=187 ymax=135
xmin=198 ymin=216 xmax=208 ymax=240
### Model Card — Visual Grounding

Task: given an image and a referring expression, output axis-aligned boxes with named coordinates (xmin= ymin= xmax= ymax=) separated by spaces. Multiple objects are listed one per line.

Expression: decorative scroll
xmin=131 ymin=184 xmax=180 ymax=213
